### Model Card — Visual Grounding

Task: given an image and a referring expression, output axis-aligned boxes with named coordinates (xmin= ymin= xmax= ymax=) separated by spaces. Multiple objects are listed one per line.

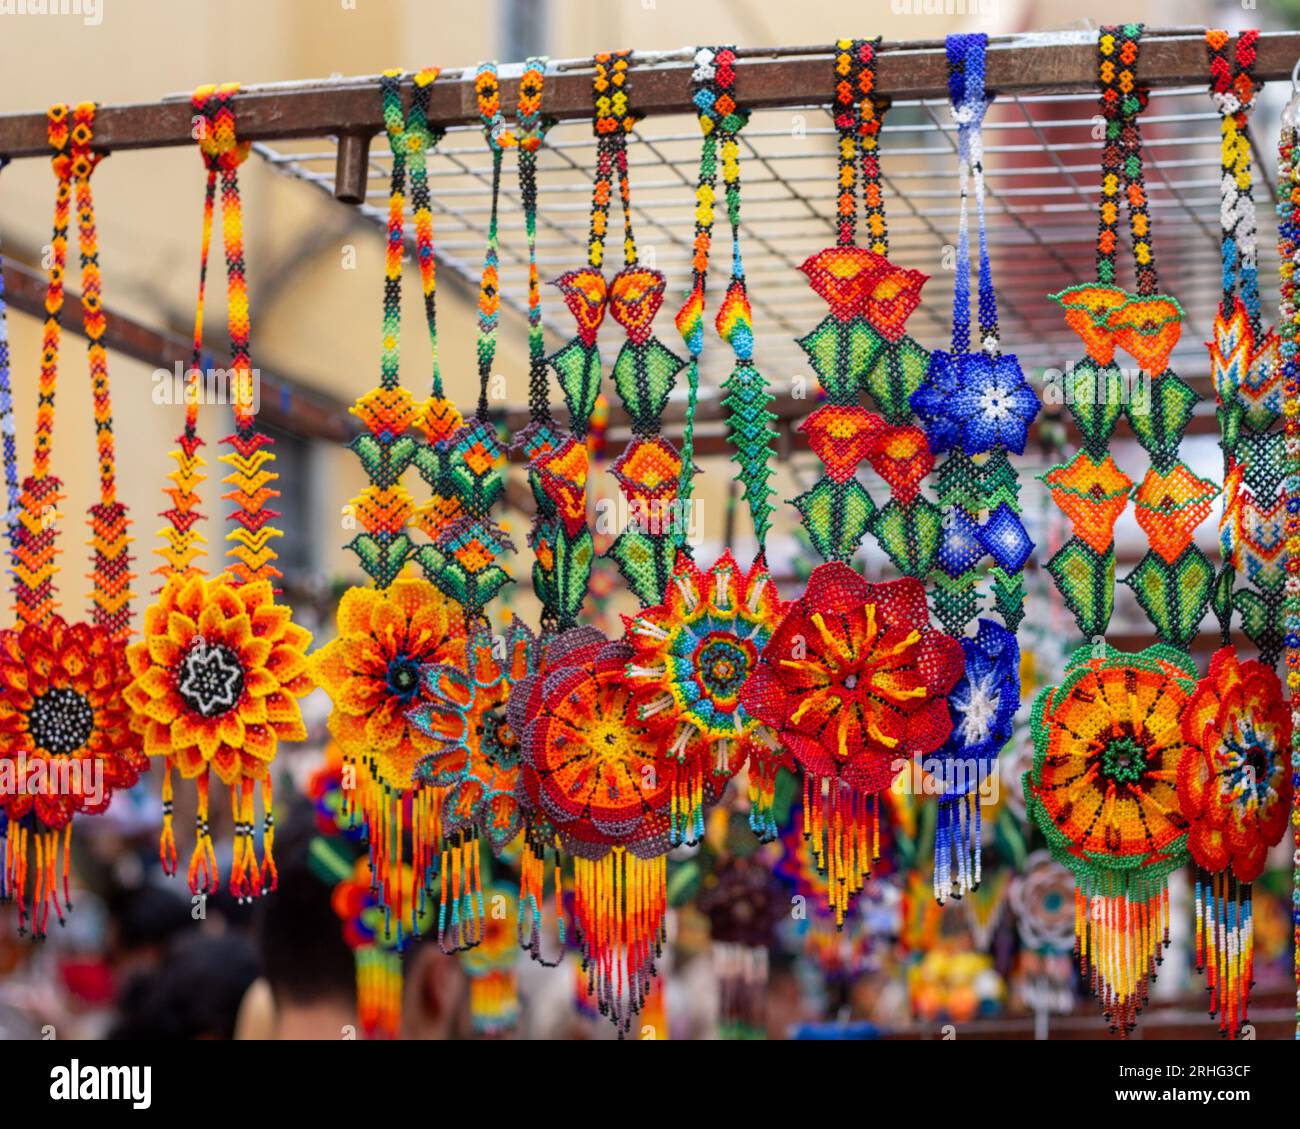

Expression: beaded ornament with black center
xmin=0 ymin=103 xmax=143 ymax=938
xmin=909 ymin=35 xmax=1037 ymax=905
xmin=123 ymin=86 xmax=313 ymax=905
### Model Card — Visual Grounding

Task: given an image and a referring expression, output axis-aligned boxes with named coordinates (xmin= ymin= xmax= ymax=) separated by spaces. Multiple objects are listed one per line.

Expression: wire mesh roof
xmin=252 ymin=76 xmax=1282 ymax=408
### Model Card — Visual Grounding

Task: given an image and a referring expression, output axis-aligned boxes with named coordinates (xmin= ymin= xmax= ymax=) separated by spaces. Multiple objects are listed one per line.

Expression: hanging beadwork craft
xmin=1028 ymin=25 xmax=1205 ymax=1037
xmin=1 ymin=103 xmax=144 ymax=937
xmin=620 ymin=47 xmax=788 ymax=847
xmin=125 ymin=85 xmax=312 ymax=902
xmin=742 ymin=39 xmax=962 ymax=927
xmin=310 ymin=69 xmax=470 ymax=948
xmin=911 ymin=33 xmax=1036 ymax=905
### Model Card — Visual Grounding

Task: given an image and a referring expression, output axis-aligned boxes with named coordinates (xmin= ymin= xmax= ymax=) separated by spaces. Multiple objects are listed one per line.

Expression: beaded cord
xmin=1275 ymin=80 xmax=1300 ymax=1043
xmin=0 ymin=165 xmax=18 ymax=567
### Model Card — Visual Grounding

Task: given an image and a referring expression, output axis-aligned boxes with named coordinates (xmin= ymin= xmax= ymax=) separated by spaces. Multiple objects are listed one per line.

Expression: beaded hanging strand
xmin=914 ymin=34 xmax=1036 ymax=907
xmin=620 ymin=46 xmax=789 ymax=849
xmin=1027 ymin=26 xmax=1200 ymax=1037
xmin=1282 ymin=81 xmax=1300 ymax=1044
xmin=310 ymin=70 xmax=471 ymax=963
xmin=748 ymin=39 xmax=955 ymax=929
xmin=1 ymin=104 xmax=144 ymax=938
xmin=123 ymin=85 xmax=313 ymax=904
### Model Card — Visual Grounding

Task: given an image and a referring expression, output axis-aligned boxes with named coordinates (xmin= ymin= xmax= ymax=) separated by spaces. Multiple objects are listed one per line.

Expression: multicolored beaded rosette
xmin=1 ymin=103 xmax=143 ymax=938
xmin=310 ymin=69 xmax=469 ymax=951
xmin=1275 ymin=64 xmax=1300 ymax=1043
xmin=124 ymin=85 xmax=312 ymax=903
xmin=510 ymin=52 xmax=684 ymax=1034
xmin=739 ymin=39 xmax=964 ymax=929
xmin=911 ymin=33 xmax=1036 ymax=906
xmin=1027 ymin=26 xmax=1208 ymax=1036
xmin=621 ymin=47 xmax=789 ymax=847
xmin=1189 ymin=28 xmax=1294 ymax=1038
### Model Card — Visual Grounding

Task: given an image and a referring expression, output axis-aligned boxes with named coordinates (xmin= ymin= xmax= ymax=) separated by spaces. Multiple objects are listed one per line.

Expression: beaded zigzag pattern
xmin=1205 ymin=29 xmax=1286 ymax=663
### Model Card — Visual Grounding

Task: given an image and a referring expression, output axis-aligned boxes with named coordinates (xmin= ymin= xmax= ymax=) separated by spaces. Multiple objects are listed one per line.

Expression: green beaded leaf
xmin=990 ymin=566 xmax=1026 ymax=632
xmin=1126 ymin=371 xmax=1197 ymax=469
xmin=931 ymin=571 xmax=982 ymax=636
xmin=934 ymin=450 xmax=983 ymax=512
xmin=411 ymin=442 xmax=451 ymax=491
xmin=1238 ymin=429 xmax=1286 ymax=500
xmin=1064 ymin=359 xmax=1125 ymax=457
xmin=1211 ymin=562 xmax=1234 ymax=638
xmin=348 ymin=530 xmax=415 ymax=590
xmin=869 ymin=497 xmax=942 ymax=578
xmin=721 ymin=362 xmax=777 ymax=545
xmin=1045 ymin=539 xmax=1114 ymax=638
xmin=862 ymin=334 xmax=929 ymax=423
xmin=350 ymin=433 xmax=418 ymax=489
xmin=1121 ymin=547 xmax=1213 ymax=648
xmin=1234 ymin=587 xmax=1285 ymax=666
xmin=608 ymin=527 xmax=675 ymax=606
xmin=549 ymin=339 xmax=602 ymax=436
xmin=1216 ymin=400 xmax=1243 ymax=457
xmin=981 ymin=449 xmax=1021 ymax=510
xmin=611 ymin=338 xmax=686 ymax=433
xmin=796 ymin=316 xmax=882 ymax=403
xmin=793 ymin=477 xmax=875 ymax=563
xmin=554 ymin=525 xmax=595 ymax=627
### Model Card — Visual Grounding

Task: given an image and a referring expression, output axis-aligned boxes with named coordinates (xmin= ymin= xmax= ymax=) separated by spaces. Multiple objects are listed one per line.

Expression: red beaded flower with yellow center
xmin=740 ymin=562 xmax=963 ymax=793
xmin=0 ymin=616 xmax=143 ymax=828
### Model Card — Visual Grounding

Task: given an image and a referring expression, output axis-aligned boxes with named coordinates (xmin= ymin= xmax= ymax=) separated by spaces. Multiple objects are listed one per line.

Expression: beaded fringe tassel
xmin=2 ymin=824 xmax=71 ymax=937
xmin=1194 ymin=867 xmax=1254 ymax=1038
xmin=356 ymin=946 xmax=403 ymax=1040
xmin=933 ymin=790 xmax=983 ymax=904
xmin=802 ymin=775 xmax=880 ymax=930
xmin=518 ymin=830 xmax=567 ymax=965
xmin=572 ymin=848 xmax=667 ymax=1038
xmin=1073 ymin=870 xmax=1172 ymax=1037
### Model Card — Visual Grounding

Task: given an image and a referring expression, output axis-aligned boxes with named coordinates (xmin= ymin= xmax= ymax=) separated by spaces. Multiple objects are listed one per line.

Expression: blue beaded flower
xmin=936 ymin=506 xmax=985 ymax=577
xmin=929 ymin=619 xmax=1019 ymax=796
xmin=978 ymin=501 xmax=1033 ymax=573
xmin=911 ymin=350 xmax=1039 ymax=456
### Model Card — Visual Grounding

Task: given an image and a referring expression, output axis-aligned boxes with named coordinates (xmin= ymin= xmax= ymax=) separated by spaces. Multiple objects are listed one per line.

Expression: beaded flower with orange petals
xmin=0 ymin=615 xmax=144 ymax=829
xmin=124 ymin=575 xmax=311 ymax=785
xmin=1178 ymin=646 xmax=1292 ymax=884
xmin=310 ymin=578 xmax=465 ymax=792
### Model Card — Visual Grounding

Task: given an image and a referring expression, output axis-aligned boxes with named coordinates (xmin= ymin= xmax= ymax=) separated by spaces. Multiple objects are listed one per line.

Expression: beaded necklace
xmin=622 ymin=47 xmax=789 ymax=846
xmin=0 ymin=104 xmax=143 ymax=938
xmin=124 ymin=86 xmax=312 ymax=903
xmin=739 ymin=40 xmax=963 ymax=929
xmin=1179 ymin=28 xmax=1294 ymax=1040
xmin=1275 ymin=64 xmax=1300 ymax=1044
xmin=512 ymin=52 xmax=678 ymax=1034
xmin=310 ymin=69 xmax=470 ymax=950
xmin=1027 ymin=26 xmax=1200 ymax=1037
xmin=913 ymin=33 xmax=1035 ymax=906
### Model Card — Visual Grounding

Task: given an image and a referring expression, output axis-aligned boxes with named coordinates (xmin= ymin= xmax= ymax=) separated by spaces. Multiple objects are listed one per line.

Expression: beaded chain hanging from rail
xmin=910 ymin=33 xmax=1035 ymax=907
xmin=740 ymin=39 xmax=963 ymax=929
xmin=1026 ymin=25 xmax=1201 ymax=1038
xmin=0 ymin=203 xmax=12 ymax=876
xmin=1274 ymin=65 xmax=1300 ymax=1044
xmin=0 ymin=103 xmax=144 ymax=938
xmin=1183 ymin=28 xmax=1294 ymax=1040
xmin=621 ymin=46 xmax=790 ymax=848
xmin=406 ymin=61 xmax=547 ymax=955
xmin=310 ymin=69 xmax=471 ymax=957
xmin=510 ymin=52 xmax=678 ymax=1035
xmin=124 ymin=85 xmax=313 ymax=905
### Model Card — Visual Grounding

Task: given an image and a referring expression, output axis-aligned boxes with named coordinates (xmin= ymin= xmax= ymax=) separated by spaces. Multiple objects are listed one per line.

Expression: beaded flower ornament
xmin=510 ymin=52 xmax=682 ymax=1033
xmin=911 ymin=34 xmax=1036 ymax=904
xmin=620 ymin=48 xmax=789 ymax=846
xmin=740 ymin=40 xmax=963 ymax=927
xmin=310 ymin=70 xmax=469 ymax=948
xmin=124 ymin=86 xmax=312 ymax=903
xmin=0 ymin=104 xmax=143 ymax=938
xmin=1183 ymin=29 xmax=1294 ymax=1038
xmin=1028 ymin=26 xmax=1202 ymax=1037
xmin=1274 ymin=68 xmax=1300 ymax=1042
